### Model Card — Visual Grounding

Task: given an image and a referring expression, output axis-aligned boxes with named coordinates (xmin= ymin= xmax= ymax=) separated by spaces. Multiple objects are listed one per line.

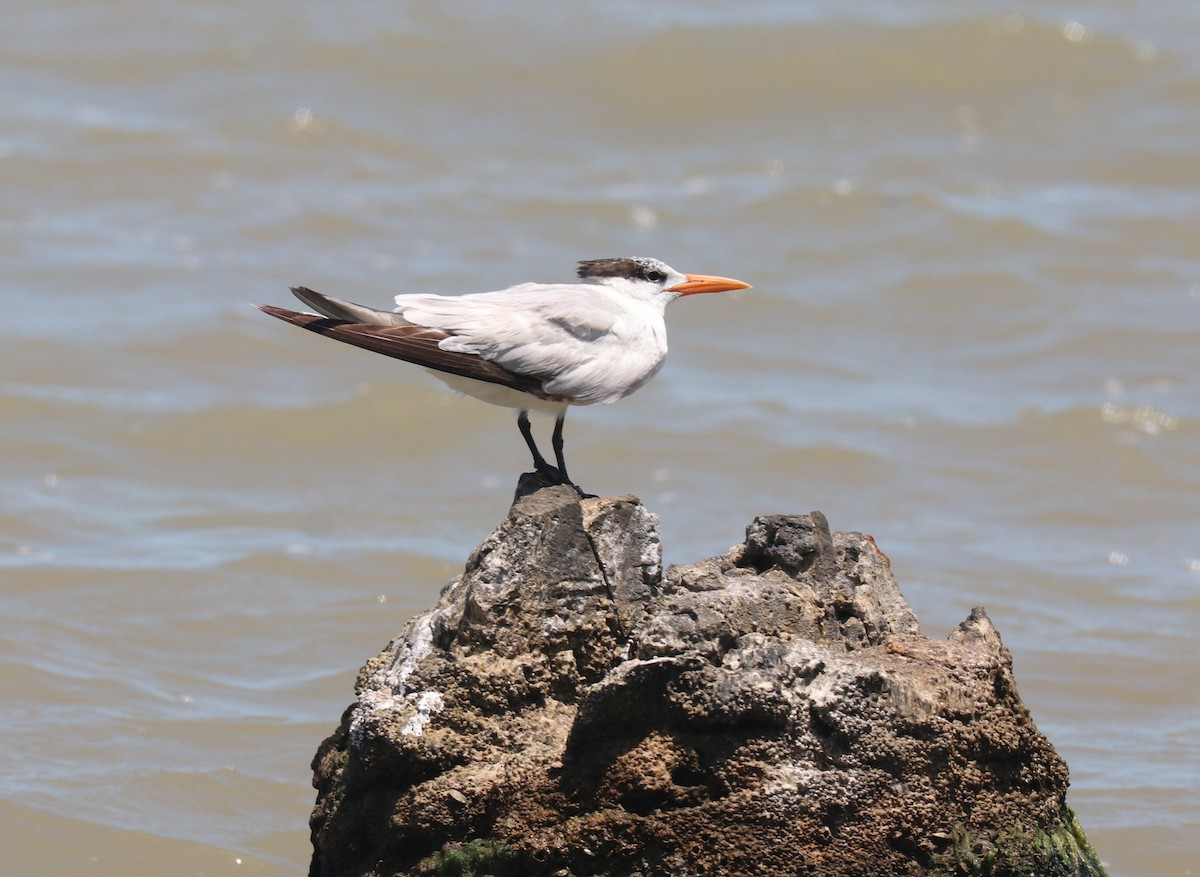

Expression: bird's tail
xmin=289 ymin=286 xmax=408 ymax=326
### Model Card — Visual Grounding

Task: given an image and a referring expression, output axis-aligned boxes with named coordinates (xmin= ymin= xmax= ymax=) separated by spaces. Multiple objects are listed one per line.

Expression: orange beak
xmin=668 ymin=273 xmax=752 ymax=296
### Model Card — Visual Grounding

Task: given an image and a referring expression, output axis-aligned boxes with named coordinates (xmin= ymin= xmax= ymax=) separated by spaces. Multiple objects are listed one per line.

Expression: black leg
xmin=552 ymin=413 xmax=593 ymax=497
xmin=551 ymin=413 xmax=569 ymax=485
xmin=516 ymin=410 xmax=589 ymax=495
xmin=518 ymin=410 xmax=562 ymax=482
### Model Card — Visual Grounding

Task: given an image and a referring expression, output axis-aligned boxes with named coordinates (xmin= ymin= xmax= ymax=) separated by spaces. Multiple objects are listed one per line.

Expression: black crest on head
xmin=577 ymin=257 xmax=667 ymax=283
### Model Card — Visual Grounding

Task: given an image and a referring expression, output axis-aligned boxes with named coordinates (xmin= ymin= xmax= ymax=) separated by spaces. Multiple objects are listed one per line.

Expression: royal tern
xmin=259 ymin=257 xmax=750 ymax=491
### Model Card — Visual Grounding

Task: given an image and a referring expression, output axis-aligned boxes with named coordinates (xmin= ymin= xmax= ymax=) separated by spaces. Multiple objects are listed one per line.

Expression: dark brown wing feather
xmin=258 ymin=305 xmax=552 ymax=398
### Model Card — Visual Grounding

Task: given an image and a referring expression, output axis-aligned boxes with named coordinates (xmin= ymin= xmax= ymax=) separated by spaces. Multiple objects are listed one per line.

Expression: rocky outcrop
xmin=309 ymin=486 xmax=1105 ymax=877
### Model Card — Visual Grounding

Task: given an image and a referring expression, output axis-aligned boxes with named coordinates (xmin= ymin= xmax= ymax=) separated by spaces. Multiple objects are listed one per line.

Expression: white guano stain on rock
xmin=401 ymin=690 xmax=446 ymax=737
xmin=349 ymin=612 xmax=437 ymax=747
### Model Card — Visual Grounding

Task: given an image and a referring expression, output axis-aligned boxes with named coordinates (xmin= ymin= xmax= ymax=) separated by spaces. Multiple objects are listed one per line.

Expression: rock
xmin=309 ymin=487 xmax=1106 ymax=877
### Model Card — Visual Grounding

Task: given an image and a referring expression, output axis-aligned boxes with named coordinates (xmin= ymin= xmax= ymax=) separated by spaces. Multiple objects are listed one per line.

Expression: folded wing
xmin=257 ymin=304 xmax=553 ymax=399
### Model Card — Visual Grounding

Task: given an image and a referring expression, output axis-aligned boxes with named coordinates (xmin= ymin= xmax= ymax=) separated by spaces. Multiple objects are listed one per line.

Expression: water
xmin=3 ymin=3 xmax=1198 ymax=874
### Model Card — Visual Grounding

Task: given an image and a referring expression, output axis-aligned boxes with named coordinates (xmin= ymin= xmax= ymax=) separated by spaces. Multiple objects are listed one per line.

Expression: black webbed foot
xmin=513 ymin=469 xmax=595 ymax=502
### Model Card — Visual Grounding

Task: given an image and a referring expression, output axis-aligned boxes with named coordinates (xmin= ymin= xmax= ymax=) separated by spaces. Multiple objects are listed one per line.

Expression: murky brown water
xmin=4 ymin=3 xmax=1197 ymax=874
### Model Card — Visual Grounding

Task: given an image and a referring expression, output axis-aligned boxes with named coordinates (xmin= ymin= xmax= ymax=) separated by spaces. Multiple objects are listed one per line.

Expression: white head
xmin=576 ymin=257 xmax=751 ymax=302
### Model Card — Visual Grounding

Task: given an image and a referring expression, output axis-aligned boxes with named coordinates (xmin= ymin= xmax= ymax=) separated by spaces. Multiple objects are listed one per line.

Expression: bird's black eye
xmin=646 ymin=270 xmax=665 ymax=282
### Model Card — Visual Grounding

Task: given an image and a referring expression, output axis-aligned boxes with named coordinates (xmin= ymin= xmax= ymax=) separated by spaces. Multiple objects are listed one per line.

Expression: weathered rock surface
xmin=309 ymin=487 xmax=1105 ymax=877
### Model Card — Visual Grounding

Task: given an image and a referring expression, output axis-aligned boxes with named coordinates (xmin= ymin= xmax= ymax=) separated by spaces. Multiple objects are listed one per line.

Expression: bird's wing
xmin=392 ymin=284 xmax=667 ymax=404
xmin=394 ymin=284 xmax=628 ymax=367
xmin=290 ymin=286 xmax=410 ymax=326
xmin=258 ymin=305 xmax=554 ymax=398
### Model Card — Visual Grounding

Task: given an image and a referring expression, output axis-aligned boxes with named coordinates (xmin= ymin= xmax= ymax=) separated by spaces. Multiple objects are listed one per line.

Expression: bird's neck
xmin=596 ymin=278 xmax=675 ymax=310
